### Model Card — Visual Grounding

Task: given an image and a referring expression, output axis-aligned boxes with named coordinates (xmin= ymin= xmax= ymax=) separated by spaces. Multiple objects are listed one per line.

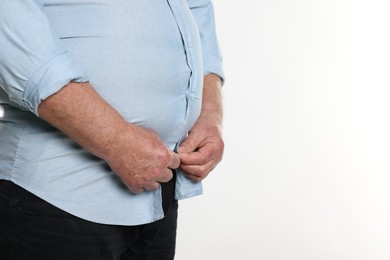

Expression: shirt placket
xmin=166 ymin=0 xmax=197 ymax=145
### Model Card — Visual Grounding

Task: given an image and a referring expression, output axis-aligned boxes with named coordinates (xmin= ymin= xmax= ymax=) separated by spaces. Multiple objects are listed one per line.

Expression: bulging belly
xmin=44 ymin=0 xmax=199 ymax=142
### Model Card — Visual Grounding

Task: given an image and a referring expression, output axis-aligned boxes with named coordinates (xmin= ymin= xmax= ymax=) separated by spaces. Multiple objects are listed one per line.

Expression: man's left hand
xmin=178 ymin=74 xmax=224 ymax=182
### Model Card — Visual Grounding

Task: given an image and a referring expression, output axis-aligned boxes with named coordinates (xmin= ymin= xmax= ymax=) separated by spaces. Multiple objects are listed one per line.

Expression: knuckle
xmin=145 ymin=182 xmax=159 ymax=191
xmin=124 ymin=177 xmax=138 ymax=188
xmin=199 ymin=156 xmax=209 ymax=165
xmin=217 ymin=138 xmax=225 ymax=152
xmin=128 ymin=183 xmax=143 ymax=193
xmin=189 ymin=167 xmax=200 ymax=176
xmin=156 ymin=148 xmax=171 ymax=165
xmin=191 ymin=165 xmax=206 ymax=177
xmin=216 ymin=139 xmax=225 ymax=162
xmin=157 ymin=169 xmax=171 ymax=182
xmin=199 ymin=151 xmax=213 ymax=165
xmin=198 ymin=165 xmax=209 ymax=176
xmin=164 ymin=169 xmax=173 ymax=179
xmin=148 ymin=167 xmax=161 ymax=180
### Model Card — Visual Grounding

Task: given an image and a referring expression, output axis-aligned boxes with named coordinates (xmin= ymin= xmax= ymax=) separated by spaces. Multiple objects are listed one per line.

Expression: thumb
xmin=167 ymin=150 xmax=180 ymax=169
xmin=178 ymin=133 xmax=199 ymax=153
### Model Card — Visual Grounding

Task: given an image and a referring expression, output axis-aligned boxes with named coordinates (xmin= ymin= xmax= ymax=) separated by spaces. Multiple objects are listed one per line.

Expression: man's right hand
xmin=106 ymin=124 xmax=180 ymax=193
xmin=38 ymin=82 xmax=179 ymax=193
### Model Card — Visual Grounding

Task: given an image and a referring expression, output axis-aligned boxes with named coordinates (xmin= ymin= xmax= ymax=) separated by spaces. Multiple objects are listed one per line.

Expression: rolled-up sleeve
xmin=187 ymin=0 xmax=224 ymax=82
xmin=0 ymin=0 xmax=89 ymax=116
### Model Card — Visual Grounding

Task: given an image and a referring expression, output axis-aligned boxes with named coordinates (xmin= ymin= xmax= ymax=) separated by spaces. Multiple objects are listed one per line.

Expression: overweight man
xmin=0 ymin=0 xmax=224 ymax=259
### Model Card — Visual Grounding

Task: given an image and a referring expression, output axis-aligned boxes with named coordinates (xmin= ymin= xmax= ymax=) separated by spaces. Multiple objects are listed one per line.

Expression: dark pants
xmin=0 ymin=178 xmax=178 ymax=260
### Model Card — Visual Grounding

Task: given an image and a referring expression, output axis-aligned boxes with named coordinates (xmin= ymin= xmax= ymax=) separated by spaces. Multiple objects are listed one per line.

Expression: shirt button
xmin=0 ymin=105 xmax=4 ymax=119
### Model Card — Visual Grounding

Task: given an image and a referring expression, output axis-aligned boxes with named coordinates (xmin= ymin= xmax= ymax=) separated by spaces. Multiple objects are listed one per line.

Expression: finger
xmin=167 ymin=150 xmax=180 ymax=169
xmin=184 ymin=169 xmax=209 ymax=182
xmin=185 ymin=174 xmax=203 ymax=182
xmin=179 ymin=145 xmax=213 ymax=165
xmin=122 ymin=177 xmax=145 ymax=193
xmin=143 ymin=181 xmax=160 ymax=191
xmin=181 ymin=160 xmax=216 ymax=180
xmin=156 ymin=168 xmax=173 ymax=183
xmin=129 ymin=186 xmax=145 ymax=193
xmin=178 ymin=132 xmax=202 ymax=153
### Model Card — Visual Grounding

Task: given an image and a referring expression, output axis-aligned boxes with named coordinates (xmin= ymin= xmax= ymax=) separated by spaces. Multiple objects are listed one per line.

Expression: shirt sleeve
xmin=0 ymin=0 xmax=89 ymax=116
xmin=187 ymin=0 xmax=225 ymax=82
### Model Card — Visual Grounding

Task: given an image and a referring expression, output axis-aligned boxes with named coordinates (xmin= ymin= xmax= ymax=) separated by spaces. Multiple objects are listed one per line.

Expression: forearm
xmin=38 ymin=82 xmax=128 ymax=160
xmin=38 ymin=82 xmax=179 ymax=192
xmin=200 ymin=73 xmax=223 ymax=128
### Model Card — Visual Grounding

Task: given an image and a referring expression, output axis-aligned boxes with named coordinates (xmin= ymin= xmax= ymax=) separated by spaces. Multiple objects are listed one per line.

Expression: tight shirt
xmin=0 ymin=0 xmax=223 ymax=225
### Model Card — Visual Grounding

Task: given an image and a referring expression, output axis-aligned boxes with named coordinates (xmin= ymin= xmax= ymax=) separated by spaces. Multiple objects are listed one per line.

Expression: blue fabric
xmin=0 ymin=0 xmax=223 ymax=225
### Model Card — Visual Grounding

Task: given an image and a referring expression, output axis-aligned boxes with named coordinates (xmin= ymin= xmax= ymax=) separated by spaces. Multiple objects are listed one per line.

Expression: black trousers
xmin=0 ymin=178 xmax=178 ymax=260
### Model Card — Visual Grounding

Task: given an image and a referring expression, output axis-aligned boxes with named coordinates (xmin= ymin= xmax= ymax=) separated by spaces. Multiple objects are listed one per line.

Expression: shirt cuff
xmin=22 ymin=51 xmax=89 ymax=116
xmin=203 ymin=54 xmax=225 ymax=86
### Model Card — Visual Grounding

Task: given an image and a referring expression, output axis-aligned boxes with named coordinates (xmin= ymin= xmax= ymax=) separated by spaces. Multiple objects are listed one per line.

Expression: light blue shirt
xmin=0 ymin=0 xmax=223 ymax=225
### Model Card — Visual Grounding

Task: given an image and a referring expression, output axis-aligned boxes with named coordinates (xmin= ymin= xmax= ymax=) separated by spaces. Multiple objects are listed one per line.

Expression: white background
xmin=176 ymin=1 xmax=390 ymax=259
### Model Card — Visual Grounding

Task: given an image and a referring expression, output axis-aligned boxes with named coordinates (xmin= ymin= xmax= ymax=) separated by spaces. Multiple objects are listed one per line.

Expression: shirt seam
xmin=9 ymin=126 xmax=27 ymax=181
